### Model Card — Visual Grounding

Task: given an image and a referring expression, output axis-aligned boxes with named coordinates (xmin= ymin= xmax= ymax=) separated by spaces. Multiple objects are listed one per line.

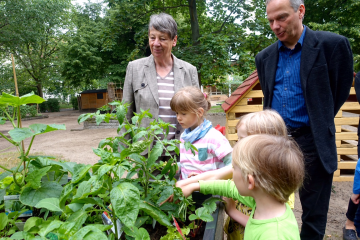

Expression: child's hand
xmin=223 ymin=196 xmax=237 ymax=214
xmin=188 ymin=172 xmax=199 ymax=178
xmin=178 ymin=182 xmax=200 ymax=198
xmin=351 ymin=193 xmax=360 ymax=204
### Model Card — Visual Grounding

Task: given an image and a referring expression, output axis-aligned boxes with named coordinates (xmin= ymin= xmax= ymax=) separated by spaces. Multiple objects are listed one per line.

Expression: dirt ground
xmin=0 ymin=110 xmax=352 ymax=239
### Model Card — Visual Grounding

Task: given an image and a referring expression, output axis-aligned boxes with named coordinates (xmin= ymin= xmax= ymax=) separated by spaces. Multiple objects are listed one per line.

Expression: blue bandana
xmin=181 ymin=119 xmax=212 ymax=144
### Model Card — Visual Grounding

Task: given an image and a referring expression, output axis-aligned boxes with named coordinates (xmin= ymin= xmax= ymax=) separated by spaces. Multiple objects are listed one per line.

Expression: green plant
xmin=47 ymin=98 xmax=60 ymax=112
xmin=71 ymin=97 xmax=78 ymax=110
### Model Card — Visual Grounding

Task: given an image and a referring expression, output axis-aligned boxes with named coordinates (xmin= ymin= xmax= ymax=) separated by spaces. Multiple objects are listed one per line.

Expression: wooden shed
xmin=221 ymin=70 xmax=359 ymax=182
xmin=80 ymin=89 xmax=108 ymax=110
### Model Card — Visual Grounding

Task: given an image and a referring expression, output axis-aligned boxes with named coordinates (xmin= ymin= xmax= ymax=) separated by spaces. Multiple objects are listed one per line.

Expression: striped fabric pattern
xmin=179 ymin=128 xmax=233 ymax=180
xmin=157 ymin=70 xmax=177 ymax=140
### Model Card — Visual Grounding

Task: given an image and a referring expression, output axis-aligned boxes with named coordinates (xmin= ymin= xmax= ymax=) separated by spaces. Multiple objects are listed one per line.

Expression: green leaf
xmin=147 ymin=142 xmax=163 ymax=168
xmin=8 ymin=127 xmax=34 ymax=142
xmin=135 ymin=228 xmax=150 ymax=240
xmin=78 ymin=113 xmax=92 ymax=124
xmin=0 ymin=212 xmax=8 ymax=231
xmin=60 ymin=184 xmax=74 ymax=208
xmin=24 ymin=217 xmax=43 ymax=233
xmin=95 ymin=164 xmax=113 ymax=179
xmin=38 ymin=220 xmax=63 ymax=237
xmin=139 ymin=201 xmax=172 ymax=227
xmin=161 ymin=158 xmax=173 ymax=175
xmin=110 ymin=182 xmax=140 ymax=228
xmin=30 ymin=124 xmax=66 ymax=135
xmin=0 ymin=92 xmax=44 ymax=107
xmin=69 ymin=225 xmax=108 ymax=240
xmin=195 ymin=207 xmax=213 ymax=222
xmin=0 ymin=116 xmax=6 ymax=125
xmin=116 ymin=105 xmax=126 ymax=125
xmin=156 ymin=186 xmax=173 ymax=206
xmin=95 ymin=114 xmax=106 ymax=125
xmin=188 ymin=214 xmax=198 ymax=221
xmin=20 ymin=182 xmax=63 ymax=207
xmin=73 ymin=181 xmax=91 ymax=199
xmin=134 ymin=216 xmax=149 ymax=228
xmin=35 ymin=198 xmax=63 ymax=212
xmin=72 ymin=164 xmax=92 ymax=184
xmin=10 ymin=231 xmax=24 ymax=239
xmin=25 ymin=166 xmax=52 ymax=189
xmin=113 ymin=165 xmax=125 ymax=179
xmin=133 ymin=131 xmax=148 ymax=142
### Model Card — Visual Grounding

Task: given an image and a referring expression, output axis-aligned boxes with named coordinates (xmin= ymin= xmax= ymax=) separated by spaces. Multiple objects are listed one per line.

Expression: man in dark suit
xmin=255 ymin=0 xmax=353 ymax=239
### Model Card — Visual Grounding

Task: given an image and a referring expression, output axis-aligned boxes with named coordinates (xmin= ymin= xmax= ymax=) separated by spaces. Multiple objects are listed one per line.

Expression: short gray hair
xmin=266 ymin=0 xmax=304 ymax=12
xmin=148 ymin=13 xmax=178 ymax=40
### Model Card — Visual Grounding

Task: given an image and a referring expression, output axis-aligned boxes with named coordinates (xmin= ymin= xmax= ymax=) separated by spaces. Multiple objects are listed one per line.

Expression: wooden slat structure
xmin=80 ymin=89 xmax=108 ymax=110
xmin=222 ymin=71 xmax=358 ymax=181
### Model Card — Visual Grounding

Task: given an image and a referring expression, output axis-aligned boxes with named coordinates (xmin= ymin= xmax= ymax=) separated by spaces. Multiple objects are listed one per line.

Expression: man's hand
xmin=351 ymin=193 xmax=360 ymax=204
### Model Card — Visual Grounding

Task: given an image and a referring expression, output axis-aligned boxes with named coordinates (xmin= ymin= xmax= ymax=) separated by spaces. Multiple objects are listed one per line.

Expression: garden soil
xmin=0 ymin=109 xmax=351 ymax=239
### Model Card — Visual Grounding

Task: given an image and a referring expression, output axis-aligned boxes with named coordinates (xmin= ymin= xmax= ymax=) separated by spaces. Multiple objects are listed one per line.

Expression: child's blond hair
xmin=236 ymin=110 xmax=287 ymax=137
xmin=170 ymin=87 xmax=211 ymax=117
xmin=232 ymin=134 xmax=304 ymax=203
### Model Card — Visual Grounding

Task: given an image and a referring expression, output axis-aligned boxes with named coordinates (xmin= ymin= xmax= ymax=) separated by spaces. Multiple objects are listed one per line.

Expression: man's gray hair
xmin=149 ymin=13 xmax=177 ymax=39
xmin=266 ymin=0 xmax=304 ymax=12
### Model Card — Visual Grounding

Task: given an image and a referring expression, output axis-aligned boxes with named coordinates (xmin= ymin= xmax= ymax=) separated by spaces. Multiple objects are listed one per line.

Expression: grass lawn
xmin=208 ymin=104 xmax=225 ymax=114
xmin=60 ymin=103 xmax=72 ymax=109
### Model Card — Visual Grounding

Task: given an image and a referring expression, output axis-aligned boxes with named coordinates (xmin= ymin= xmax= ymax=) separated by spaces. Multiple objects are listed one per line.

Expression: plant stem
xmin=0 ymin=131 xmax=18 ymax=146
xmin=4 ymin=110 xmax=16 ymax=128
xmin=0 ymin=164 xmax=14 ymax=173
xmin=25 ymin=136 xmax=35 ymax=156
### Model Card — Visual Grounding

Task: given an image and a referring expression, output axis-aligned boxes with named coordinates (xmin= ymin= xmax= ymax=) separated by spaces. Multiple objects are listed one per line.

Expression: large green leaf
xmin=0 ymin=92 xmax=44 ymax=107
xmin=147 ymin=142 xmax=163 ymax=168
xmin=60 ymin=184 xmax=75 ymax=208
xmin=69 ymin=225 xmax=110 ymax=240
xmin=9 ymin=124 xmax=66 ymax=142
xmin=35 ymin=198 xmax=63 ymax=212
xmin=0 ymin=212 xmax=8 ymax=231
xmin=139 ymin=201 xmax=172 ymax=227
xmin=24 ymin=217 xmax=43 ymax=233
xmin=77 ymin=113 xmax=92 ymax=124
xmin=156 ymin=186 xmax=173 ymax=206
xmin=116 ymin=105 xmax=126 ymax=125
xmin=95 ymin=164 xmax=112 ymax=179
xmin=73 ymin=181 xmax=91 ymax=199
xmin=71 ymin=164 xmax=92 ymax=184
xmin=25 ymin=166 xmax=52 ymax=189
xmin=38 ymin=220 xmax=63 ymax=237
xmin=20 ymin=182 xmax=63 ymax=207
xmin=110 ymin=182 xmax=140 ymax=228
xmin=136 ymin=228 xmax=150 ymax=240
xmin=195 ymin=207 xmax=213 ymax=222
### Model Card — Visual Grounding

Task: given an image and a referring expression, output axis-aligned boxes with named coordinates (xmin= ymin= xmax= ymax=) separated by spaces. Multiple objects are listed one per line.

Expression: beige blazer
xmin=121 ymin=54 xmax=199 ymax=143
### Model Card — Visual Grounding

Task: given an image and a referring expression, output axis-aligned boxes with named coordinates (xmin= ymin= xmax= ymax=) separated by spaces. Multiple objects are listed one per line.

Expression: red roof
xmin=221 ymin=70 xmax=259 ymax=112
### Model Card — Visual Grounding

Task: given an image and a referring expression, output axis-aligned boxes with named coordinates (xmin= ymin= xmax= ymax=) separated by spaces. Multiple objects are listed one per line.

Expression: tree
xmin=304 ymin=0 xmax=360 ymax=71
xmin=0 ymin=0 xmax=72 ymax=97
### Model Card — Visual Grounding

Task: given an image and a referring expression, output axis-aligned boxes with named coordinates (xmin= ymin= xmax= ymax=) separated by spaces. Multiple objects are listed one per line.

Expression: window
xmin=97 ymin=93 xmax=103 ymax=99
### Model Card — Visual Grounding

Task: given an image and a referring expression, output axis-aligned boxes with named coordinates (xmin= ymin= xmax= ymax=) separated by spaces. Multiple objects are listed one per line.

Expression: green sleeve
xmin=199 ymin=180 xmax=255 ymax=208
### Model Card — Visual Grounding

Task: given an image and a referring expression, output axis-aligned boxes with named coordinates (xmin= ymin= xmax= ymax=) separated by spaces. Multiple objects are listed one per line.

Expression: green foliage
xmin=71 ymin=97 xmax=79 ymax=110
xmin=39 ymin=99 xmax=60 ymax=113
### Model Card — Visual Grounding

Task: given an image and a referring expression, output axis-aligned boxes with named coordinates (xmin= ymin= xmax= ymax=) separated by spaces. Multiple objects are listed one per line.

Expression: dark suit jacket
xmin=255 ymin=26 xmax=353 ymax=174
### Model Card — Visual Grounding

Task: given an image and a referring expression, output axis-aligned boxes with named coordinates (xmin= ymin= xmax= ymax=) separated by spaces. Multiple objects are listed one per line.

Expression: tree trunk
xmin=188 ymin=0 xmax=200 ymax=45
xmin=36 ymin=82 xmax=43 ymax=98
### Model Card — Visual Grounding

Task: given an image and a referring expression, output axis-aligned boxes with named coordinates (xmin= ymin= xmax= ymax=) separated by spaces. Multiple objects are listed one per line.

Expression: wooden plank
xmin=350 ymin=87 xmax=356 ymax=95
xmin=335 ymin=110 xmax=342 ymax=118
xmin=228 ymin=133 xmax=238 ymax=141
xmin=334 ymin=117 xmax=359 ymax=125
xmin=338 ymin=161 xmax=357 ymax=169
xmin=335 ymin=132 xmax=358 ymax=140
xmin=245 ymin=90 xmax=264 ymax=98
xmin=341 ymin=102 xmax=360 ymax=111
xmin=338 ymin=155 xmax=340 ymax=162
xmin=228 ymin=127 xmax=236 ymax=134
xmin=333 ymin=175 xmax=354 ymax=182
xmin=336 ymin=126 xmax=341 ymax=132
xmin=336 ymin=141 xmax=341 ymax=147
xmin=334 ymin=170 xmax=340 ymax=177
xmin=337 ymin=148 xmax=357 ymax=155
xmin=228 ymin=112 xmax=236 ymax=120
xmin=228 ymin=120 xmax=240 ymax=127
xmin=231 ymin=105 xmax=263 ymax=113
xmin=237 ymin=99 xmax=248 ymax=106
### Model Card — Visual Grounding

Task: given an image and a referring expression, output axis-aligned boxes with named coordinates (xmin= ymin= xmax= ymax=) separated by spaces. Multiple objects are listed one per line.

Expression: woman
xmin=121 ymin=13 xmax=199 ymax=158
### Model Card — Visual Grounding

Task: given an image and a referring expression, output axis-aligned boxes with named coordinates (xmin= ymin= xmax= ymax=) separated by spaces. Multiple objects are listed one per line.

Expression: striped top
xmin=179 ymin=128 xmax=233 ymax=180
xmin=157 ymin=69 xmax=177 ymax=140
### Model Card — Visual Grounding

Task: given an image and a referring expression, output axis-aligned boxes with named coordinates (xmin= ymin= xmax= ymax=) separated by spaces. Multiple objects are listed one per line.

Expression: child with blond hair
xmin=170 ymin=86 xmax=232 ymax=180
xmin=176 ymin=110 xmax=296 ymax=238
xmin=180 ymin=134 xmax=304 ymax=239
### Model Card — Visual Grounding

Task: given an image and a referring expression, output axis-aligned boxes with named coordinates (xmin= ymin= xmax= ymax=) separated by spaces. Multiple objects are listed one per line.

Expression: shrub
xmin=39 ymin=102 xmax=48 ymax=112
xmin=71 ymin=96 xmax=78 ymax=110
xmin=47 ymin=98 xmax=60 ymax=112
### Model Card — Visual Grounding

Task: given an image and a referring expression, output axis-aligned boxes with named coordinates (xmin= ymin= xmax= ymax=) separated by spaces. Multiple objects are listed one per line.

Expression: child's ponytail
xmin=170 ymin=87 xmax=212 ymax=115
